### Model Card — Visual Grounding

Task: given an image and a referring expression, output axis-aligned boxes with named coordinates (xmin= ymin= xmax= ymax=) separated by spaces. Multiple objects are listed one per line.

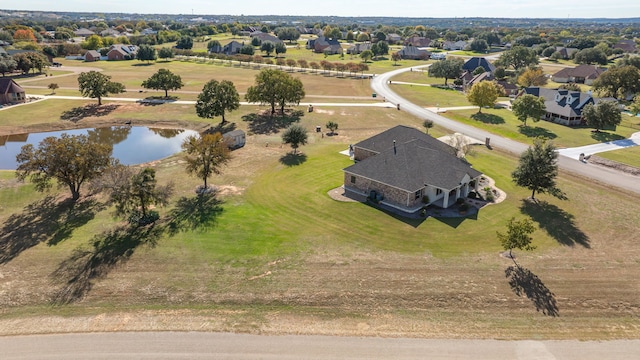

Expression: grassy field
xmin=391 ymin=83 xmax=472 ymax=108
xmin=1 ymin=97 xmax=640 ymax=339
xmin=596 ymin=145 xmax=640 ymax=168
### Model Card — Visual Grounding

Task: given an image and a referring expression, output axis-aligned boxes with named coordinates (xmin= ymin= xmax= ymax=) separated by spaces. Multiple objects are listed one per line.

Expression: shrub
xmin=422 ymin=195 xmax=430 ymax=204
xmin=456 ymin=197 xmax=465 ymax=205
xmin=459 ymin=203 xmax=470 ymax=212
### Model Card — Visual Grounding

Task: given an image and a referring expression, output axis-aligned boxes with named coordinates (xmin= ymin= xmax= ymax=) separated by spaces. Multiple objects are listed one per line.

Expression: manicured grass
xmin=596 ymin=145 xmax=640 ymax=168
xmin=444 ymin=108 xmax=638 ymax=148
xmin=391 ymin=83 xmax=472 ymax=107
xmin=390 ymin=70 xmax=446 ymax=85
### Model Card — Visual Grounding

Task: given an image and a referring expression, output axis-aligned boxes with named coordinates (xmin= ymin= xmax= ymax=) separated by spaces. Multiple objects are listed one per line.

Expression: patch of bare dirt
xmin=589 ymin=156 xmax=640 ymax=176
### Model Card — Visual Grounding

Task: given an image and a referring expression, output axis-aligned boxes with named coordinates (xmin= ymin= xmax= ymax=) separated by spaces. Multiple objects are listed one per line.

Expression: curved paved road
xmin=1 ymin=332 xmax=639 ymax=359
xmin=372 ymin=66 xmax=640 ymax=195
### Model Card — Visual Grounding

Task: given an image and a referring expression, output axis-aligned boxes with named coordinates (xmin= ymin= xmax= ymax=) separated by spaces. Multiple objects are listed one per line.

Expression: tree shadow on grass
xmin=242 ymin=109 xmax=303 ymax=134
xmin=520 ymin=200 xmax=590 ymax=248
xmin=279 ymin=152 xmax=307 ymax=166
xmin=166 ymin=193 xmax=224 ymax=235
xmin=518 ymin=125 xmax=557 ymax=140
xmin=0 ymin=196 xmax=105 ymax=264
xmin=471 ymin=112 xmax=505 ymax=124
xmin=591 ymin=131 xmax=625 ymax=142
xmin=203 ymin=122 xmax=237 ymax=135
xmin=505 ymin=265 xmax=559 ymax=317
xmin=51 ymin=224 xmax=163 ymax=304
xmin=60 ymin=104 xmax=120 ymax=123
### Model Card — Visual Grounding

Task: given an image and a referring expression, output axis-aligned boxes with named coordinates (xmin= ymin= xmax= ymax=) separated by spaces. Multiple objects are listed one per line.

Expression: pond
xmin=0 ymin=126 xmax=199 ymax=170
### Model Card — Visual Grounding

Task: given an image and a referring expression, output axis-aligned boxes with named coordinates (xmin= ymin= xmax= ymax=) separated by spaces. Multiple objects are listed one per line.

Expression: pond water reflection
xmin=0 ymin=126 xmax=198 ymax=170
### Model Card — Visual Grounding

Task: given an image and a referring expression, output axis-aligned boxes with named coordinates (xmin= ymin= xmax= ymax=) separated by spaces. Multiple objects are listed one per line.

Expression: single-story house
xmin=74 ymin=28 xmax=95 ymax=38
xmin=614 ymin=40 xmax=637 ymax=53
xmin=343 ymin=125 xmax=482 ymax=213
xmin=443 ymin=40 xmax=468 ymax=51
xmin=520 ymin=87 xmax=616 ymax=126
xmin=553 ymin=47 xmax=578 ymax=60
xmin=462 ymin=57 xmax=496 ymax=74
xmin=107 ymin=44 xmax=138 ymax=61
xmin=222 ymin=41 xmax=243 ymax=55
xmin=346 ymin=42 xmax=371 ymax=55
xmin=551 ymin=64 xmax=605 ymax=85
xmin=84 ymin=50 xmax=101 ymax=62
xmin=250 ymin=31 xmax=283 ymax=44
xmin=0 ymin=78 xmax=26 ymax=105
xmin=397 ymin=45 xmax=430 ymax=60
xmin=404 ymin=35 xmax=431 ymax=47
xmin=386 ymin=33 xmax=402 ymax=44
xmin=307 ymin=37 xmax=343 ymax=54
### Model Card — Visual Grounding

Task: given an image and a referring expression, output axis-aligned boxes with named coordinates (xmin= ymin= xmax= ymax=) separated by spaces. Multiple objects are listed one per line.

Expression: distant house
xmin=386 ymin=33 xmax=402 ymax=44
xmin=107 ymin=44 xmax=138 ymax=61
xmin=404 ymin=35 xmax=431 ymax=47
xmin=250 ymin=31 xmax=283 ymax=44
xmin=443 ymin=40 xmax=468 ymax=50
xmin=100 ymin=28 xmax=121 ymax=37
xmin=462 ymin=57 xmax=496 ymax=74
xmin=343 ymin=125 xmax=482 ymax=213
xmin=520 ymin=87 xmax=616 ymax=126
xmin=551 ymin=64 xmax=605 ymax=85
xmin=461 ymin=71 xmax=493 ymax=89
xmin=614 ymin=39 xmax=637 ymax=53
xmin=0 ymin=78 xmax=26 ymax=105
xmin=346 ymin=42 xmax=371 ymax=55
xmin=222 ymin=40 xmax=244 ymax=55
xmin=397 ymin=45 xmax=430 ymax=60
xmin=553 ymin=47 xmax=578 ymax=60
xmin=307 ymin=37 xmax=343 ymax=54
xmin=84 ymin=50 xmax=101 ymax=62
xmin=74 ymin=28 xmax=95 ymax=38
xmin=430 ymin=52 xmax=447 ymax=60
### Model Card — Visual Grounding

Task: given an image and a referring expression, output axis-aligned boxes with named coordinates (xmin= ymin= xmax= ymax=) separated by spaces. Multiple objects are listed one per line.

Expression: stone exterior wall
xmin=353 ymin=148 xmax=378 ymax=161
xmin=345 ymin=172 xmax=415 ymax=208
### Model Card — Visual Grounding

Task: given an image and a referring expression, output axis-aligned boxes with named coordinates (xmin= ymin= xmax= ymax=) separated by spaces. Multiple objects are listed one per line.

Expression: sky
xmin=3 ymin=0 xmax=639 ymax=18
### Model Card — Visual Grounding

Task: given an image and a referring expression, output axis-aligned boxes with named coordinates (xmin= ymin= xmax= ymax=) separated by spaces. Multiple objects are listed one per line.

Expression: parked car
xmin=51 ymin=62 xmax=62 ymax=67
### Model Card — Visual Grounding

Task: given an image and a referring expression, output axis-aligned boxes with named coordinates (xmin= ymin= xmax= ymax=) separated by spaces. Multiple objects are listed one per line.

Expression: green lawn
xmin=444 ymin=108 xmax=638 ymax=148
xmin=596 ymin=145 xmax=640 ymax=168
xmin=391 ymin=83 xmax=472 ymax=107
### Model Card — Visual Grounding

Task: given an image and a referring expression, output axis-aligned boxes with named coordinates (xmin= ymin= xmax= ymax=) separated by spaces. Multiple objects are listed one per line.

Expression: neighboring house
xmin=614 ymin=39 xmax=637 ymax=53
xmin=397 ymin=45 xmax=430 ymax=60
xmin=443 ymin=40 xmax=468 ymax=50
xmin=430 ymin=52 xmax=446 ymax=60
xmin=222 ymin=40 xmax=243 ymax=55
xmin=343 ymin=125 xmax=482 ymax=214
xmin=551 ymin=64 xmax=605 ymax=85
xmin=462 ymin=57 xmax=496 ymax=74
xmin=223 ymin=129 xmax=246 ymax=149
xmin=520 ymin=87 xmax=616 ymax=126
xmin=462 ymin=71 xmax=493 ymax=89
xmin=404 ymin=35 xmax=432 ymax=47
xmin=107 ymin=44 xmax=138 ymax=61
xmin=346 ymin=42 xmax=371 ymax=55
xmin=100 ymin=28 xmax=121 ymax=37
xmin=74 ymin=28 xmax=95 ymax=38
xmin=0 ymin=78 xmax=26 ymax=105
xmin=84 ymin=50 xmax=101 ymax=62
xmin=250 ymin=31 xmax=283 ymax=44
xmin=386 ymin=33 xmax=402 ymax=44
xmin=553 ymin=47 xmax=578 ymax=59
xmin=496 ymin=80 xmax=518 ymax=96
xmin=307 ymin=36 xmax=343 ymax=54
xmin=140 ymin=28 xmax=158 ymax=36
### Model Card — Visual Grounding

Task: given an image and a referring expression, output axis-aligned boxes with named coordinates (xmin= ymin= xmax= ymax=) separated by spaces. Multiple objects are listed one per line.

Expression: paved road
xmin=1 ymin=332 xmax=639 ymax=359
xmin=371 ymin=65 xmax=640 ymax=195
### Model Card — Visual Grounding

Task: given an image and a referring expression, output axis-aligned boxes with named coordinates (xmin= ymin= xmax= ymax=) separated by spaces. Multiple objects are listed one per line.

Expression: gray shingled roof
xmin=355 ymin=125 xmax=456 ymax=157
xmin=344 ymin=138 xmax=482 ymax=192
xmin=462 ymin=57 xmax=496 ymax=73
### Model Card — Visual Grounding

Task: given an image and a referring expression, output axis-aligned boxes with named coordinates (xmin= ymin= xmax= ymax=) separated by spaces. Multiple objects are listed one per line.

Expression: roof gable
xmin=0 ymin=78 xmax=25 ymax=95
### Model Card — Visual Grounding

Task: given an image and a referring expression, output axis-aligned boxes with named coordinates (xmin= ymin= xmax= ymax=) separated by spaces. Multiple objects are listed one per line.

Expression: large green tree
xmin=245 ymin=69 xmax=305 ymax=115
xmin=573 ymin=48 xmax=608 ymax=65
xmin=195 ymin=79 xmax=240 ymax=124
xmin=141 ymin=68 xmax=183 ymax=97
xmin=77 ymin=71 xmax=126 ymax=105
xmin=511 ymin=139 xmax=565 ymax=200
xmin=182 ymin=132 xmax=231 ymax=190
xmin=136 ymin=44 xmax=157 ymax=63
xmin=282 ymin=124 xmax=308 ymax=154
xmin=16 ymin=134 xmax=113 ymax=201
xmin=260 ymin=41 xmax=275 ymax=56
xmin=517 ymin=67 xmax=547 ymax=87
xmin=158 ymin=47 xmax=175 ymax=61
xmin=428 ymin=58 xmax=464 ymax=85
xmin=497 ymin=217 xmax=536 ymax=260
xmin=0 ymin=55 xmax=17 ymax=76
xmin=110 ymin=167 xmax=174 ymax=226
xmin=582 ymin=100 xmax=622 ymax=132
xmin=495 ymin=45 xmax=539 ymax=70
xmin=175 ymin=36 xmax=193 ymax=49
xmin=591 ymin=65 xmax=640 ymax=99
xmin=511 ymin=94 xmax=546 ymax=127
xmin=466 ymin=81 xmax=502 ymax=113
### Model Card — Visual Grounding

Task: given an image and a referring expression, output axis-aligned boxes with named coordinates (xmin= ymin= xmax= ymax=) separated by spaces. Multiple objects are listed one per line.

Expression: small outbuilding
xmin=223 ymin=129 xmax=246 ymax=149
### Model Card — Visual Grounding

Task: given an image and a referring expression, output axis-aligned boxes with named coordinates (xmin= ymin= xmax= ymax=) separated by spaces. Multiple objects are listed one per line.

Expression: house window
xmin=350 ymin=175 xmax=356 ymax=184
xmin=436 ymin=189 xmax=442 ymax=196
xmin=415 ymin=190 xmax=421 ymax=199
